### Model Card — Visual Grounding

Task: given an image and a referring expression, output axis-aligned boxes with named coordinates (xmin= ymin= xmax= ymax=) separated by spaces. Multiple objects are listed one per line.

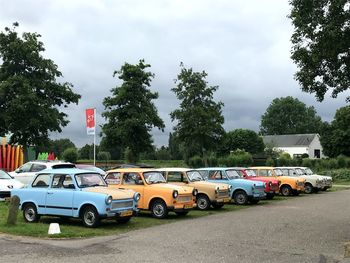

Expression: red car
xmin=230 ymin=167 xmax=280 ymax=199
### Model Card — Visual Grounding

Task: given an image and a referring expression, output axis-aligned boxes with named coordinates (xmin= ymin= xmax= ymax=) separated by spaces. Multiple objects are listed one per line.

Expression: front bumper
xmin=211 ymin=197 xmax=231 ymax=204
xmin=251 ymin=190 xmax=266 ymax=200
xmin=0 ymin=191 xmax=11 ymax=198
xmin=168 ymin=202 xmax=196 ymax=211
xmin=105 ymin=209 xmax=138 ymax=219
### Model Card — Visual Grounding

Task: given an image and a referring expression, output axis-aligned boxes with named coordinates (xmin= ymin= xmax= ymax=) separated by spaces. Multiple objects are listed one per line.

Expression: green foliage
xmin=62 ymin=147 xmax=78 ymax=163
xmin=155 ymin=146 xmax=171 ymax=160
xmin=78 ymin=144 xmax=96 ymax=160
xmin=0 ymin=23 xmax=80 ymax=147
xmin=168 ymin=132 xmax=183 ymax=160
xmin=170 ymin=63 xmax=225 ymax=159
xmin=102 ymin=59 xmax=164 ymax=161
xmin=320 ymin=106 xmax=350 ymax=157
xmin=289 ymin=1 xmax=350 ymax=102
xmin=97 ymin=151 xmax=111 ymax=161
xmin=260 ymin=96 xmax=323 ymax=135
xmin=207 ymin=153 xmax=218 ymax=167
xmin=337 ymin=155 xmax=347 ymax=168
xmin=222 ymin=129 xmax=264 ymax=155
xmin=124 ymin=147 xmax=138 ymax=163
xmin=224 ymin=150 xmax=253 ymax=167
xmin=277 ymin=153 xmax=292 ymax=166
xmin=266 ymin=157 xmax=275 ymax=166
xmin=323 ymin=169 xmax=350 ymax=183
xmin=99 ymin=137 xmax=121 ymax=160
xmin=302 ymin=158 xmax=313 ymax=168
xmin=188 ymin=155 xmax=204 ymax=168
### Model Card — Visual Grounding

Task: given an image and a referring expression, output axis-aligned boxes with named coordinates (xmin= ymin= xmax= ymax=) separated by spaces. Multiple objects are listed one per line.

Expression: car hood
xmin=248 ymin=177 xmax=279 ymax=184
xmin=148 ymin=183 xmax=193 ymax=194
xmin=0 ymin=179 xmax=24 ymax=190
xmin=84 ymin=187 xmax=136 ymax=199
xmin=230 ymin=178 xmax=265 ymax=187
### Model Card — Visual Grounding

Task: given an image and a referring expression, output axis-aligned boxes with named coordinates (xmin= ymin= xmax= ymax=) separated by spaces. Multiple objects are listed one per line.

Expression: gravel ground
xmin=1 ymin=189 xmax=350 ymax=263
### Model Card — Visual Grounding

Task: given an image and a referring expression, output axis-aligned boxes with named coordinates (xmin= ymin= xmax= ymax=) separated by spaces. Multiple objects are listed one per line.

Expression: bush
xmin=277 ymin=153 xmax=291 ymax=166
xmin=224 ymin=151 xmax=253 ymax=167
xmin=188 ymin=155 xmax=204 ymax=168
xmin=337 ymin=155 xmax=347 ymax=168
xmin=217 ymin=156 xmax=227 ymax=166
xmin=266 ymin=157 xmax=275 ymax=166
xmin=97 ymin=151 xmax=111 ymax=161
xmin=301 ymin=153 xmax=309 ymax=158
xmin=208 ymin=155 xmax=218 ymax=167
xmin=124 ymin=147 xmax=139 ymax=163
xmin=62 ymin=147 xmax=78 ymax=163
xmin=302 ymin=158 xmax=313 ymax=168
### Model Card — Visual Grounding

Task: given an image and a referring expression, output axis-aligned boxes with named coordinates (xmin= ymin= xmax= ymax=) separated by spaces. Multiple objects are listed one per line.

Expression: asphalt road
xmin=1 ymin=190 xmax=350 ymax=263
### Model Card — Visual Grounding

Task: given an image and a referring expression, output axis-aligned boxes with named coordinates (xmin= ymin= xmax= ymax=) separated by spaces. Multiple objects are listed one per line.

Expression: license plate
xmin=223 ymin=198 xmax=231 ymax=203
xmin=184 ymin=204 xmax=192 ymax=209
xmin=120 ymin=210 xmax=133 ymax=217
xmin=216 ymin=199 xmax=223 ymax=203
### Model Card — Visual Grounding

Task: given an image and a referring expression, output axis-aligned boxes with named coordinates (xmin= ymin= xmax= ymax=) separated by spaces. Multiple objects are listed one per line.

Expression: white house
xmin=262 ymin=134 xmax=325 ymax=159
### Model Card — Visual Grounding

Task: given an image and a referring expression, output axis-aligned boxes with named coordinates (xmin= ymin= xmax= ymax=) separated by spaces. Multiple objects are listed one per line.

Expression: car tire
xmin=23 ymin=203 xmax=40 ymax=223
xmin=304 ymin=183 xmax=314 ymax=194
xmin=116 ymin=217 xmax=131 ymax=224
xmin=212 ymin=203 xmax=224 ymax=209
xmin=175 ymin=211 xmax=189 ymax=216
xmin=81 ymin=205 xmax=100 ymax=228
xmin=280 ymin=185 xmax=292 ymax=196
xmin=151 ymin=199 xmax=168 ymax=219
xmin=196 ymin=194 xmax=210 ymax=210
xmin=233 ymin=190 xmax=248 ymax=205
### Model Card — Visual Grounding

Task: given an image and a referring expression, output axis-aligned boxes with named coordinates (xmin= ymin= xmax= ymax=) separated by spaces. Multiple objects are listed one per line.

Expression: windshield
xmin=198 ymin=170 xmax=209 ymax=180
xmin=226 ymin=170 xmax=240 ymax=179
xmin=0 ymin=170 xmax=12 ymax=179
xmin=305 ymin=168 xmax=314 ymax=175
xmin=75 ymin=173 xmax=107 ymax=188
xmin=144 ymin=172 xmax=166 ymax=184
xmin=274 ymin=169 xmax=284 ymax=176
xmin=245 ymin=169 xmax=257 ymax=177
xmin=187 ymin=171 xmax=204 ymax=182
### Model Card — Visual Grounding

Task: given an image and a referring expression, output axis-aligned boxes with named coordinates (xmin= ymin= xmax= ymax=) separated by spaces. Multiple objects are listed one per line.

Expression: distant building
xmin=262 ymin=133 xmax=325 ymax=159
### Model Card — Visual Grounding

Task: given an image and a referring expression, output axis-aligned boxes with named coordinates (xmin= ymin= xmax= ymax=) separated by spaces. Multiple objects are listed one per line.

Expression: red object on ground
xmin=0 ymin=145 xmax=2 ymax=169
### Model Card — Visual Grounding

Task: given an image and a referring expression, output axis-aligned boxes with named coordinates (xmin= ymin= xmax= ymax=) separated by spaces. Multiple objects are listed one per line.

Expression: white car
xmin=297 ymin=167 xmax=332 ymax=191
xmin=0 ymin=170 xmax=24 ymax=199
xmin=277 ymin=167 xmax=324 ymax=194
xmin=8 ymin=160 xmax=75 ymax=186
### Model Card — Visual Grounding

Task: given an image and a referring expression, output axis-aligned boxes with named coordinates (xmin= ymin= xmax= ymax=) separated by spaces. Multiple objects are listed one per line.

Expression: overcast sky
xmin=0 ymin=0 xmax=348 ymax=148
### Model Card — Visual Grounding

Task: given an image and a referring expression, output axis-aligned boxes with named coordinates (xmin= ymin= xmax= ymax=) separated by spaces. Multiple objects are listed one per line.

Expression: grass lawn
xmin=0 ymin=196 xmax=291 ymax=239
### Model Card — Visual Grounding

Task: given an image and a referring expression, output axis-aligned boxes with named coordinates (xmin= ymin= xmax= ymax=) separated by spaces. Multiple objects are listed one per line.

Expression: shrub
xmin=301 ymin=153 xmax=309 ymax=158
xmin=337 ymin=155 xmax=347 ymax=168
xmin=266 ymin=157 xmax=275 ymax=166
xmin=97 ymin=151 xmax=111 ymax=161
xmin=124 ymin=147 xmax=138 ymax=163
xmin=217 ymin=156 xmax=227 ymax=166
xmin=302 ymin=158 xmax=312 ymax=168
xmin=62 ymin=147 xmax=78 ymax=163
xmin=208 ymin=155 xmax=218 ymax=167
xmin=188 ymin=155 xmax=204 ymax=168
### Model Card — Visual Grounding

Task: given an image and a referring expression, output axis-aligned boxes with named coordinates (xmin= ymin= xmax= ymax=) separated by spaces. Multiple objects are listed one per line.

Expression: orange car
xmin=249 ymin=167 xmax=305 ymax=196
xmin=105 ymin=168 xmax=197 ymax=218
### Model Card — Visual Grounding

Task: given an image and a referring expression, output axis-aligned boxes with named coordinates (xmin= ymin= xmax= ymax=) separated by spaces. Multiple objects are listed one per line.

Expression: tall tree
xmin=102 ymin=59 xmax=164 ymax=162
xmin=260 ymin=96 xmax=323 ymax=135
xmin=0 ymin=23 xmax=80 ymax=155
xmin=170 ymin=63 xmax=225 ymax=159
xmin=289 ymin=0 xmax=350 ymax=102
xmin=320 ymin=105 xmax=350 ymax=157
xmin=222 ymin=129 xmax=265 ymax=155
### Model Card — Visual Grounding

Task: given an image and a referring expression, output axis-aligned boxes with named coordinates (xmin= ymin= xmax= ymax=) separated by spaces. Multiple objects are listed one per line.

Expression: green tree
xmin=170 ymin=63 xmax=225 ymax=159
xmin=62 ymin=147 xmax=78 ymax=163
xmin=0 ymin=23 xmax=80 ymax=156
xmin=51 ymin=138 xmax=76 ymax=158
xmin=260 ymin=96 xmax=323 ymax=135
xmin=168 ymin=132 xmax=182 ymax=160
xmin=99 ymin=137 xmax=121 ymax=160
xmin=289 ymin=0 xmax=350 ymax=102
xmin=320 ymin=105 xmax=350 ymax=157
xmin=102 ymin=60 xmax=164 ymax=162
xmin=222 ymin=129 xmax=265 ymax=155
xmin=78 ymin=144 xmax=97 ymax=160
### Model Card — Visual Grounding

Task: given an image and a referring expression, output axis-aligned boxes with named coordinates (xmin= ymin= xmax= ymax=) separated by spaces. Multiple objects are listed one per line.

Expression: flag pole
xmin=93 ymin=108 xmax=96 ymax=166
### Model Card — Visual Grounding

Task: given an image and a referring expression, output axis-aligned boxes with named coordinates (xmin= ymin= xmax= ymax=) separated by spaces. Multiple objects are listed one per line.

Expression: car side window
xmin=52 ymin=174 xmax=75 ymax=189
xmin=32 ymin=174 xmax=51 ymax=188
xmin=122 ymin=173 xmax=143 ymax=185
xmin=281 ymin=169 xmax=289 ymax=176
xmin=259 ymin=170 xmax=268 ymax=176
xmin=209 ymin=171 xmax=222 ymax=180
xmin=167 ymin=172 xmax=186 ymax=182
xmin=31 ymin=164 xmax=47 ymax=172
xmin=18 ymin=163 xmax=32 ymax=173
xmin=105 ymin=172 xmax=121 ymax=185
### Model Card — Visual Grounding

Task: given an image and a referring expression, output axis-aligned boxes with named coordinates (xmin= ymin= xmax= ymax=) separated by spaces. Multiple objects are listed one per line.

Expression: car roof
xmin=250 ymin=166 xmax=275 ymax=169
xmin=196 ymin=167 xmax=229 ymax=171
xmin=155 ymin=167 xmax=193 ymax=172
xmin=37 ymin=168 xmax=99 ymax=175
xmin=107 ymin=168 xmax=160 ymax=173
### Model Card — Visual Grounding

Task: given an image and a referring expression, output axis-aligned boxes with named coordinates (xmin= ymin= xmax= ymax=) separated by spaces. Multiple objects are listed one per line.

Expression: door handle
xmin=47 ymin=192 xmax=53 ymax=195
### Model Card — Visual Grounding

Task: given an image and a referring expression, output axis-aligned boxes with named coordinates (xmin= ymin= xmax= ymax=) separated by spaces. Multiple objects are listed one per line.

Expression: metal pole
xmin=93 ymin=108 xmax=96 ymax=166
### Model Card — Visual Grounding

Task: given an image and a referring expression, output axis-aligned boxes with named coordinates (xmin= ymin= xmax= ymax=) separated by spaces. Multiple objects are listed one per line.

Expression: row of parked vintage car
xmin=1 ymin=161 xmax=333 ymax=228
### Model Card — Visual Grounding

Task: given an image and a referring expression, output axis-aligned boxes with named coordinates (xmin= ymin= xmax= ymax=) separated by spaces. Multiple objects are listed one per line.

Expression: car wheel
xmin=233 ymin=190 xmax=248 ymax=205
xmin=280 ymin=185 xmax=292 ymax=196
xmin=304 ymin=183 xmax=314 ymax=194
xmin=116 ymin=217 xmax=131 ymax=224
xmin=212 ymin=203 xmax=224 ymax=209
xmin=23 ymin=203 xmax=40 ymax=223
xmin=82 ymin=205 xmax=100 ymax=228
xmin=196 ymin=194 xmax=210 ymax=210
xmin=175 ymin=211 xmax=189 ymax=216
xmin=151 ymin=199 xmax=168 ymax=219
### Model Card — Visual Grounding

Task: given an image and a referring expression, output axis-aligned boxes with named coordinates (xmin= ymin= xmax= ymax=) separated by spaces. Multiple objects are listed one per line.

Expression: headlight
xmin=228 ymin=185 xmax=233 ymax=191
xmin=192 ymin=189 xmax=198 ymax=196
xmin=215 ymin=186 xmax=220 ymax=194
xmin=134 ymin=192 xmax=141 ymax=201
xmin=105 ymin=195 xmax=113 ymax=205
xmin=268 ymin=181 xmax=272 ymax=187
xmin=251 ymin=184 xmax=256 ymax=190
xmin=173 ymin=190 xmax=178 ymax=198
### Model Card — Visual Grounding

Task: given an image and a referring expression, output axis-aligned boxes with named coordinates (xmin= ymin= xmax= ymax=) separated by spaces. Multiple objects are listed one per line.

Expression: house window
xmin=314 ymin=149 xmax=321 ymax=158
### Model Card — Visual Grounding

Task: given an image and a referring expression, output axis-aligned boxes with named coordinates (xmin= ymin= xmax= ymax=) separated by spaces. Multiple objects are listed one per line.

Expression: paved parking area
xmin=1 ymin=190 xmax=350 ymax=263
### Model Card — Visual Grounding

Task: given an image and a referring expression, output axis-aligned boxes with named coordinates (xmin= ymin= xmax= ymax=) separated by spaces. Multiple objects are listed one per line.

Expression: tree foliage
xmin=222 ymin=129 xmax=265 ymax=155
xmin=102 ymin=60 xmax=164 ymax=162
xmin=289 ymin=0 xmax=350 ymax=102
xmin=0 ymin=23 xmax=80 ymax=148
xmin=35 ymin=138 xmax=76 ymax=159
xmin=320 ymin=105 xmax=350 ymax=157
xmin=260 ymin=96 xmax=323 ymax=135
xmin=170 ymin=64 xmax=225 ymax=159
xmin=62 ymin=147 xmax=78 ymax=163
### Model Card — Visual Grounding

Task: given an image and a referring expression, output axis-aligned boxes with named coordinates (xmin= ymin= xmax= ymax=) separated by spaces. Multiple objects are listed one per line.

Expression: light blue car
xmin=197 ymin=167 xmax=266 ymax=205
xmin=11 ymin=168 xmax=140 ymax=227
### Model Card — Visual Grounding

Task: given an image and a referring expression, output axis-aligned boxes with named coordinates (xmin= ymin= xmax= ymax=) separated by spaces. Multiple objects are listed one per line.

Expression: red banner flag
xmin=85 ymin=108 xmax=95 ymax=135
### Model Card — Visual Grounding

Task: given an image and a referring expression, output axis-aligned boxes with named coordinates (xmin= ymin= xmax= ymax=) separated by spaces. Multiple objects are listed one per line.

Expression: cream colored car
xmin=157 ymin=168 xmax=231 ymax=210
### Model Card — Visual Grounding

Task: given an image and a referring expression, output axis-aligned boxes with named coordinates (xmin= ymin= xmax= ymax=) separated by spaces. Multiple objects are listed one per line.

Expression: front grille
xmin=297 ymin=181 xmax=304 ymax=186
xmin=218 ymin=190 xmax=229 ymax=197
xmin=177 ymin=195 xmax=192 ymax=203
xmin=111 ymin=200 xmax=133 ymax=210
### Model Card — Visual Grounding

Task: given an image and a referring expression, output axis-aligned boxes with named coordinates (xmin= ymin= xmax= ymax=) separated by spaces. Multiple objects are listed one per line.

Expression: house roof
xmin=262 ymin=134 xmax=318 ymax=147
